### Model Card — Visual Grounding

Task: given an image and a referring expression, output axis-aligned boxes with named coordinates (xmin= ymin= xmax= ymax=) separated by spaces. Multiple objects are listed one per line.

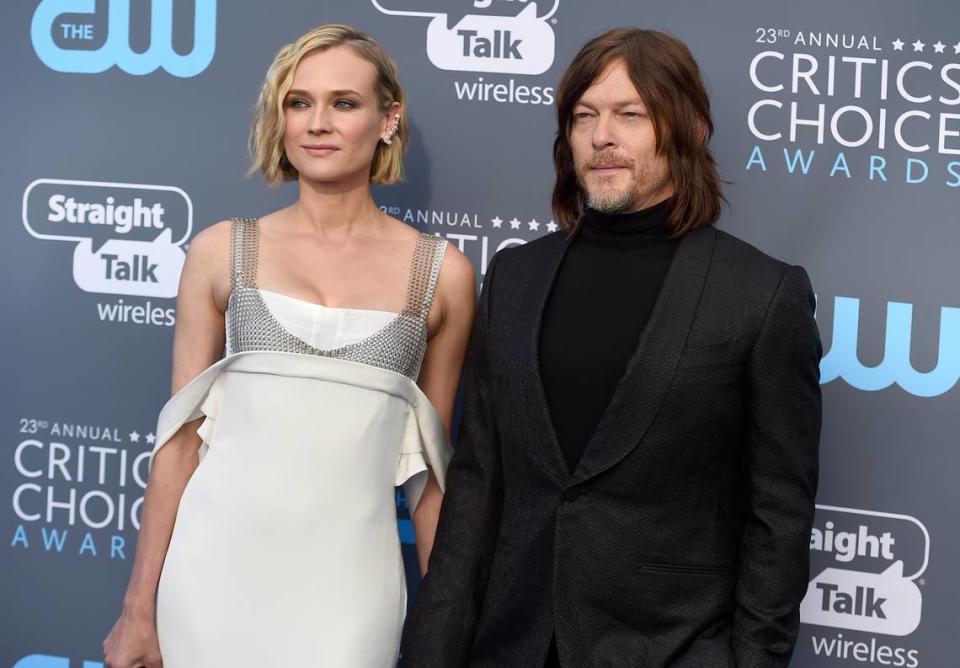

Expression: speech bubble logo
xmin=802 ymin=505 xmax=930 ymax=637
xmin=72 ymin=228 xmax=186 ymax=298
xmin=373 ymin=0 xmax=559 ymax=30
xmin=801 ymin=562 xmax=923 ymax=636
xmin=23 ymin=178 xmax=192 ymax=298
xmin=373 ymin=0 xmax=559 ymax=75
xmin=427 ymin=4 xmax=554 ymax=75
xmin=372 ymin=0 xmax=471 ymax=28
xmin=23 ymin=179 xmax=192 ymax=252
xmin=809 ymin=504 xmax=929 ymax=578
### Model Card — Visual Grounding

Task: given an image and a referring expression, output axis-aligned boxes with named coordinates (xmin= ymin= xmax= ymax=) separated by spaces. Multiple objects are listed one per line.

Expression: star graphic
xmin=546 ymin=220 xmax=559 ymax=233
xmin=934 ymin=41 xmax=946 ymax=53
xmin=129 ymin=430 xmax=140 ymax=443
xmin=509 ymin=217 xmax=522 ymax=230
xmin=528 ymin=218 xmax=540 ymax=231
xmin=912 ymin=39 xmax=925 ymax=52
xmin=892 ymin=38 xmax=904 ymax=51
xmin=491 ymin=216 xmax=503 ymax=229
xmin=954 ymin=41 xmax=960 ymax=54
xmin=146 ymin=433 xmax=156 ymax=445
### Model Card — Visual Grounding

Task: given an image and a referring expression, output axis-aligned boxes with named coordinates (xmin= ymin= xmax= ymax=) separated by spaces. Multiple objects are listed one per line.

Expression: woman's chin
xmin=296 ymin=167 xmax=367 ymax=187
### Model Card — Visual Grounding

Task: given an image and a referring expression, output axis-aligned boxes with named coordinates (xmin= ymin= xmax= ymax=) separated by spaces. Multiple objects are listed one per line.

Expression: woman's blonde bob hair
xmin=249 ymin=24 xmax=407 ymax=186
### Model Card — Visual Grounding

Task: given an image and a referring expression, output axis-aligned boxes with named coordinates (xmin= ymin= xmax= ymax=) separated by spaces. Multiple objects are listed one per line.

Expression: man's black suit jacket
xmin=402 ymin=226 xmax=823 ymax=667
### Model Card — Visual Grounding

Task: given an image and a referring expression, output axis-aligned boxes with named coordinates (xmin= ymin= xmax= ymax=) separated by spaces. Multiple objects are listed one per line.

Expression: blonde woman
xmin=102 ymin=24 xmax=474 ymax=668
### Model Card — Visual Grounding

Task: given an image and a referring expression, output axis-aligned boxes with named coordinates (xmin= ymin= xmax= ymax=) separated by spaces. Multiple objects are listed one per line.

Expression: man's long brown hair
xmin=552 ymin=28 xmax=724 ymax=236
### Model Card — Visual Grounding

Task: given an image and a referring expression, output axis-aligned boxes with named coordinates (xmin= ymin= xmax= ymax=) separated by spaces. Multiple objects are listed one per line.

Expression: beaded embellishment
xmin=226 ymin=218 xmax=446 ymax=380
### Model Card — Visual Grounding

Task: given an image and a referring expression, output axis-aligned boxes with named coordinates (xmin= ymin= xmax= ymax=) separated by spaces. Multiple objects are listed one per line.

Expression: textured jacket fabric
xmin=401 ymin=226 xmax=823 ymax=667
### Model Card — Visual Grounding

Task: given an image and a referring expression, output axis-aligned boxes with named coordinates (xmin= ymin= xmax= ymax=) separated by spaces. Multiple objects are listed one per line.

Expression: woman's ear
xmin=381 ymin=101 xmax=402 ymax=144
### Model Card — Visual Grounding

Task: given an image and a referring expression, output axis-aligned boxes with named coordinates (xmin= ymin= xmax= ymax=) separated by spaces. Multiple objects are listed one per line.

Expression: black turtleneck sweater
xmin=539 ymin=199 xmax=680 ymax=473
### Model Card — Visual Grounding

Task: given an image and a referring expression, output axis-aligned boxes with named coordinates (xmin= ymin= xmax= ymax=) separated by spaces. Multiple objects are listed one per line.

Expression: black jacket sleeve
xmin=400 ymin=252 xmax=506 ymax=667
xmin=732 ymin=265 xmax=823 ymax=666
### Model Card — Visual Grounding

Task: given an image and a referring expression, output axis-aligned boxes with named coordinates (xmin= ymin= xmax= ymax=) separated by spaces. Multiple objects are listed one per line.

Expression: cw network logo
xmin=31 ymin=0 xmax=217 ymax=77
xmin=372 ymin=0 xmax=559 ymax=75
xmin=819 ymin=296 xmax=960 ymax=397
xmin=14 ymin=657 xmax=102 ymax=668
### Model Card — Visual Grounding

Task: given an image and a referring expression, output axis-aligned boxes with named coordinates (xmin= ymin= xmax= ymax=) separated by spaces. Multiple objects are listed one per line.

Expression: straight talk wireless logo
xmin=801 ymin=505 xmax=929 ymax=666
xmin=371 ymin=0 xmax=558 ymax=105
xmin=22 ymin=179 xmax=192 ymax=327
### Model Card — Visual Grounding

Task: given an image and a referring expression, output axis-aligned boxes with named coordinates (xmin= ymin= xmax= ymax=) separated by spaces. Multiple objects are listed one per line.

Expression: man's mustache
xmin=582 ymin=152 xmax=634 ymax=170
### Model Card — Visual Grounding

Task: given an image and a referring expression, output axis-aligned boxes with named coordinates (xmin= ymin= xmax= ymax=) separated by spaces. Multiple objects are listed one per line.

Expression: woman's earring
xmin=382 ymin=115 xmax=400 ymax=145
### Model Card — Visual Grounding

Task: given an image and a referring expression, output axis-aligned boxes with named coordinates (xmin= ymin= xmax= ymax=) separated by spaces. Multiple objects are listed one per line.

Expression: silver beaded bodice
xmin=226 ymin=217 xmax=447 ymax=380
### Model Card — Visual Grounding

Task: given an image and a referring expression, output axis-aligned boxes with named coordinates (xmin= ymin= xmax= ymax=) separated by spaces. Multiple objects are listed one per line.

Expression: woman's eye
xmin=287 ymin=98 xmax=309 ymax=109
xmin=334 ymin=100 xmax=357 ymax=109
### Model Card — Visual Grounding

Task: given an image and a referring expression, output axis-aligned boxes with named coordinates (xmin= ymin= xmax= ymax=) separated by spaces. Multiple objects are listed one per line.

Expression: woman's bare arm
xmin=103 ymin=221 xmax=231 ymax=668
xmin=411 ymin=244 xmax=476 ymax=575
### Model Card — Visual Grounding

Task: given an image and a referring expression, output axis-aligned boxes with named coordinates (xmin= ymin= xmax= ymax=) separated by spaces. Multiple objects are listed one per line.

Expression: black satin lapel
xmin=570 ymin=227 xmax=718 ymax=485
xmin=516 ymin=234 xmax=572 ymax=485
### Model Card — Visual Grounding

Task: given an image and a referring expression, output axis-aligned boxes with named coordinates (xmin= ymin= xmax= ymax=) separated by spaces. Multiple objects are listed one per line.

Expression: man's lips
xmin=589 ymin=164 xmax=628 ymax=173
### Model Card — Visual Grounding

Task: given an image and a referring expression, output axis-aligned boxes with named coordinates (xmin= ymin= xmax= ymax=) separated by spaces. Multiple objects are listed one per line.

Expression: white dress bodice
xmin=226 ymin=289 xmax=400 ymax=354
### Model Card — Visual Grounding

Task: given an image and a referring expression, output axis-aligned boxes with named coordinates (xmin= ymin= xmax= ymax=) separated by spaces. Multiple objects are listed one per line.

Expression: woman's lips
xmin=302 ymin=145 xmax=339 ymax=156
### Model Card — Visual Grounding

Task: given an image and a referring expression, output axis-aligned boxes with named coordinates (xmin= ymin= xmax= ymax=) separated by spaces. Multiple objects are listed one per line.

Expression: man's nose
xmin=591 ymin=112 xmax=617 ymax=150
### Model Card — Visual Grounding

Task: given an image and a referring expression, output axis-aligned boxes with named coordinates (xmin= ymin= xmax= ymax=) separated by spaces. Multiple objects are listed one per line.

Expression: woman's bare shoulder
xmin=182 ymin=220 xmax=234 ymax=309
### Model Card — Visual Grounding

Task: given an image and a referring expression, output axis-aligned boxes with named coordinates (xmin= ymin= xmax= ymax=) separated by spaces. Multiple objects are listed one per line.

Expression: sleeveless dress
xmin=152 ymin=218 xmax=452 ymax=667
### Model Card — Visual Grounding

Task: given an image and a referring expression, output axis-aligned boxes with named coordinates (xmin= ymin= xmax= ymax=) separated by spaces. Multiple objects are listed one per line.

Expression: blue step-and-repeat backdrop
xmin=2 ymin=1 xmax=957 ymax=666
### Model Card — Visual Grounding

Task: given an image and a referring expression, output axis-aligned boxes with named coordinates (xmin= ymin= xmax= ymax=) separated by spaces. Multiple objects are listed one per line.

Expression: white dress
xmin=152 ymin=219 xmax=451 ymax=667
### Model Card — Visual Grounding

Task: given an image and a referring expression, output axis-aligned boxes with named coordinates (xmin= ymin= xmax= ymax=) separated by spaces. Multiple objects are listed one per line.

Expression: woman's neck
xmin=291 ymin=175 xmax=381 ymax=239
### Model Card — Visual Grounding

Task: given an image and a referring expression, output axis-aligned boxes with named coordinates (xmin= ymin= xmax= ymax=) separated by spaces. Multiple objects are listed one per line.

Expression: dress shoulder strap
xmin=230 ymin=217 xmax=260 ymax=290
xmin=403 ymin=233 xmax=447 ymax=323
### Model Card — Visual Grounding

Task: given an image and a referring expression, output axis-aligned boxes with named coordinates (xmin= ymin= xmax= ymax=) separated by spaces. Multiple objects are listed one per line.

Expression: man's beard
xmin=576 ymin=151 xmax=668 ymax=214
xmin=585 ymin=184 xmax=638 ymax=214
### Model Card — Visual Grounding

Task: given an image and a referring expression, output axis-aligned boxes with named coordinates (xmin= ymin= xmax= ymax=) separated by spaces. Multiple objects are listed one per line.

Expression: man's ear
xmin=696 ymin=118 xmax=710 ymax=144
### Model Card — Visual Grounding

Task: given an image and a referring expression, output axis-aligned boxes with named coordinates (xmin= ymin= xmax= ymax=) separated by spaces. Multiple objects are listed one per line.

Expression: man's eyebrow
xmin=575 ymin=98 xmax=645 ymax=108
